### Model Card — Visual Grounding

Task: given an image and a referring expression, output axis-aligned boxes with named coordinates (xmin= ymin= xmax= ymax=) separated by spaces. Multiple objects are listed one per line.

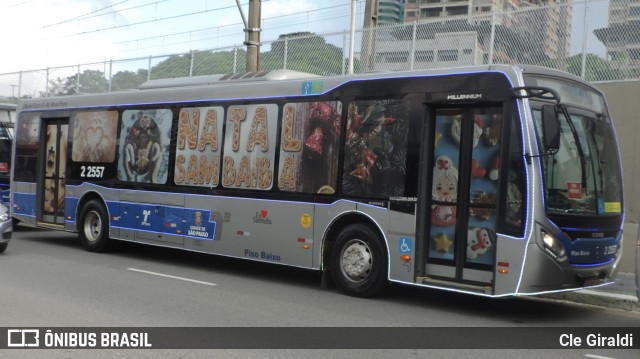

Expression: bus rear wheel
xmin=79 ymin=200 xmax=111 ymax=253
xmin=330 ymin=224 xmax=387 ymax=297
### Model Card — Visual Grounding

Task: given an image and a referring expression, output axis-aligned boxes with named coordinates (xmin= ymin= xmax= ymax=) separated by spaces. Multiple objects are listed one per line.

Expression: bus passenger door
xmin=422 ymin=107 xmax=502 ymax=287
xmin=40 ymin=119 xmax=68 ymax=226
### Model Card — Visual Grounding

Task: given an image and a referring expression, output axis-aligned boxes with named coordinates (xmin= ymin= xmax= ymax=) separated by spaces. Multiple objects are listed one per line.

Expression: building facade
xmin=595 ymin=0 xmax=640 ymax=69
xmin=367 ymin=0 xmax=573 ymax=71
xmin=378 ymin=0 xmax=405 ymax=24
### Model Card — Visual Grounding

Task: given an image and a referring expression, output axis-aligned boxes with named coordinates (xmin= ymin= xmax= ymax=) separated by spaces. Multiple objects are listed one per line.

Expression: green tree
xmin=148 ymin=50 xmax=247 ymax=80
xmin=149 ymin=54 xmax=191 ymax=79
xmin=265 ymin=32 xmax=348 ymax=75
xmin=135 ymin=32 xmax=350 ymax=82
xmin=545 ymin=54 xmax=624 ymax=82
xmin=111 ymin=69 xmax=149 ymax=91
xmin=567 ymin=54 xmax=624 ymax=82
xmin=47 ymin=69 xmax=109 ymax=96
xmin=191 ymin=49 xmax=246 ymax=75
xmin=44 ymin=31 xmax=354 ymax=97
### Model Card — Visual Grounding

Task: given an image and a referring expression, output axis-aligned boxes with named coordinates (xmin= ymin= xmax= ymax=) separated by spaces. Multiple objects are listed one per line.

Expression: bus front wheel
xmin=330 ymin=224 xmax=387 ymax=297
xmin=79 ymin=200 xmax=111 ymax=253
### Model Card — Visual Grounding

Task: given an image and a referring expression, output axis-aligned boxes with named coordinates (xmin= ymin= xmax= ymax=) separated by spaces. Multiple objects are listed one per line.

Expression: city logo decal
xmin=185 ymin=209 xmax=216 ymax=240
xmin=253 ymin=210 xmax=272 ymax=224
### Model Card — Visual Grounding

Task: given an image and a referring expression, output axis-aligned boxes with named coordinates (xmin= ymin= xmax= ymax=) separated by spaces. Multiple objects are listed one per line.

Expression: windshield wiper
xmin=588 ymin=117 xmax=604 ymax=194
xmin=559 ymin=105 xmax=588 ymax=189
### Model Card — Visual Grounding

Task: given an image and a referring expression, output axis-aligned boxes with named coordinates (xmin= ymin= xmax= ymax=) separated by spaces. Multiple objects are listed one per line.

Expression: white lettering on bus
xmin=80 ymin=165 xmax=105 ymax=178
xmin=447 ymin=94 xmax=482 ymax=100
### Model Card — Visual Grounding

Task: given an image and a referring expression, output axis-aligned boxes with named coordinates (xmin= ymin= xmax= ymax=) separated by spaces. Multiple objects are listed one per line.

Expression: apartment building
xmin=366 ymin=0 xmax=572 ymax=70
xmin=595 ymin=0 xmax=640 ymax=68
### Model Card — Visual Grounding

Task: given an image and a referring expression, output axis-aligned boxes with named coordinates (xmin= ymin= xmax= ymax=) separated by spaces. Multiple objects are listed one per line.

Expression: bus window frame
xmin=495 ymin=100 xmax=526 ymax=237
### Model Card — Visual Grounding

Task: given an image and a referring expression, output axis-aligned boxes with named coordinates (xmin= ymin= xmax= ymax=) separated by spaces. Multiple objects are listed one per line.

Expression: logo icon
xmin=300 ymin=213 xmax=312 ymax=229
xmin=253 ymin=210 xmax=272 ymax=224
xmin=7 ymin=329 xmax=40 ymax=347
xmin=399 ymin=237 xmax=413 ymax=254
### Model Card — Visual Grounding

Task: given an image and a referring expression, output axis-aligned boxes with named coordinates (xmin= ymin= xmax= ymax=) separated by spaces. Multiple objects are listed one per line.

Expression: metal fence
xmin=1 ymin=0 xmax=638 ymax=100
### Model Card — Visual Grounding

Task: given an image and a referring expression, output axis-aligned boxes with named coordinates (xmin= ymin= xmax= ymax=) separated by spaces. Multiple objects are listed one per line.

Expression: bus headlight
xmin=542 ymin=230 xmax=567 ymax=262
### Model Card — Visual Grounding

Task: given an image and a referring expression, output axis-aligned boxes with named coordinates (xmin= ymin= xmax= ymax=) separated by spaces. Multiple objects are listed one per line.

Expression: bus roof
xmin=15 ymin=64 xmax=586 ymax=113
xmin=138 ymin=69 xmax=320 ymax=90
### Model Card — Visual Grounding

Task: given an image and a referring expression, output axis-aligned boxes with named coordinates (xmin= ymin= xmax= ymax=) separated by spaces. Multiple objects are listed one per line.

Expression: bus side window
xmin=71 ymin=111 xmax=118 ymax=163
xmin=277 ymin=101 xmax=341 ymax=194
xmin=220 ymin=104 xmax=278 ymax=190
xmin=173 ymin=106 xmax=224 ymax=189
xmin=117 ymin=109 xmax=173 ymax=184
xmin=341 ymin=99 xmax=410 ymax=199
xmin=14 ymin=114 xmax=40 ymax=182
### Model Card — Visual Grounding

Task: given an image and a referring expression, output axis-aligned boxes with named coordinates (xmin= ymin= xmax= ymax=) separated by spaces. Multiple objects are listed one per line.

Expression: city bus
xmin=10 ymin=65 xmax=624 ymax=297
xmin=0 ymin=103 xmax=15 ymax=207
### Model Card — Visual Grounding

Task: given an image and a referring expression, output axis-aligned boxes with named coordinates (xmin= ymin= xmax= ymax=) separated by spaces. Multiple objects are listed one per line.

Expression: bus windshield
xmin=530 ymin=90 xmax=622 ymax=216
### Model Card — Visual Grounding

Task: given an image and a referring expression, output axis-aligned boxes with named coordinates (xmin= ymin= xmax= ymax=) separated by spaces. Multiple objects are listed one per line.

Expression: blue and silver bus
xmin=11 ymin=65 xmax=624 ymax=297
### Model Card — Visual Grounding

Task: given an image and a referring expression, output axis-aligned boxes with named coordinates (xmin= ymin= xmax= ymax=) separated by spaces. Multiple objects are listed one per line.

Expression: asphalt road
xmin=1 ymin=225 xmax=639 ymax=359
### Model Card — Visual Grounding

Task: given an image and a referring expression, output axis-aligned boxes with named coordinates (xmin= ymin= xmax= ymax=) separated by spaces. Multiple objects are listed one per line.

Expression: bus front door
xmin=39 ymin=119 xmax=68 ymax=226
xmin=423 ymin=107 xmax=502 ymax=288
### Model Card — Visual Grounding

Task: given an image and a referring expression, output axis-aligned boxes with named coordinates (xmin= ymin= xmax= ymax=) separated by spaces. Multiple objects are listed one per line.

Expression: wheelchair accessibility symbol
xmin=399 ymin=237 xmax=413 ymax=254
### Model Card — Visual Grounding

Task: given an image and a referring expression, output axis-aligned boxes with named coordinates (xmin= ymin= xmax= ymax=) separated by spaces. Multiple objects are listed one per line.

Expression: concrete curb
xmin=544 ymin=290 xmax=640 ymax=312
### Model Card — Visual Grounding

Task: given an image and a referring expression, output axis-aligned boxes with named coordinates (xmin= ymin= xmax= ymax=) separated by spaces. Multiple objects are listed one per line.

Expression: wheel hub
xmin=84 ymin=211 xmax=101 ymax=243
xmin=340 ymin=240 xmax=372 ymax=282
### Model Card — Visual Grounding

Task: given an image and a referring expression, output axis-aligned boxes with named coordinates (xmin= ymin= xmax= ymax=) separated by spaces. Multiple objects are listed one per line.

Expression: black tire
xmin=329 ymin=223 xmax=388 ymax=297
xmin=79 ymin=200 xmax=111 ymax=253
xmin=0 ymin=242 xmax=7 ymax=254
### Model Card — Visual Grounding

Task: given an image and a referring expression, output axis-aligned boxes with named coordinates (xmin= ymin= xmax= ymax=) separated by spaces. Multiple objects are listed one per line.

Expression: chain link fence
xmin=1 ymin=0 xmax=638 ymax=101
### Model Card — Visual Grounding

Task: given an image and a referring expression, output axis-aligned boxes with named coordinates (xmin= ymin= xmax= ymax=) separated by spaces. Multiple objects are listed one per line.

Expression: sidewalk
xmin=544 ymin=272 xmax=640 ymax=312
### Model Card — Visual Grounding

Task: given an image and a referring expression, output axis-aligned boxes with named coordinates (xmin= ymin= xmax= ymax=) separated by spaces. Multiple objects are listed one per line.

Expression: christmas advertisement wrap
xmin=429 ymin=110 xmax=502 ymax=266
xmin=341 ymin=99 xmax=410 ymax=199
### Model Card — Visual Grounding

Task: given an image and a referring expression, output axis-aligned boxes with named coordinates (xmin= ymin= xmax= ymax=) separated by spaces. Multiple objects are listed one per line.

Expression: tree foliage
xmin=265 ymin=32 xmax=347 ymax=75
xmin=46 ymin=32 xmax=354 ymax=96
xmin=148 ymin=49 xmax=247 ymax=79
xmin=544 ymin=53 xmax=625 ymax=82
xmin=46 ymin=69 xmax=109 ymax=96
xmin=111 ymin=69 xmax=148 ymax=91
xmin=567 ymin=54 xmax=624 ymax=81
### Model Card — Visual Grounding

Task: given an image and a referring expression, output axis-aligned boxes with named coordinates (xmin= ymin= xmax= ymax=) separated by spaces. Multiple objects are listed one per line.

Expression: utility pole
xmin=363 ymin=0 xmax=378 ymax=29
xmin=361 ymin=0 xmax=378 ymax=72
xmin=246 ymin=0 xmax=261 ymax=72
xmin=348 ymin=0 xmax=357 ymax=74
xmin=235 ymin=0 xmax=261 ymax=72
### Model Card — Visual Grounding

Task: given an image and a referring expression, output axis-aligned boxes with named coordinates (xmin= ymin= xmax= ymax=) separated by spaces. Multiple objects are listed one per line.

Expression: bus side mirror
xmin=541 ymin=105 xmax=560 ymax=153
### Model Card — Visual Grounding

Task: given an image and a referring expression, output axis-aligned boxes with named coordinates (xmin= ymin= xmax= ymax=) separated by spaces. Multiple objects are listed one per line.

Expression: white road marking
xmin=127 ymin=268 xmax=217 ymax=286
xmin=584 ymin=354 xmax=616 ymax=359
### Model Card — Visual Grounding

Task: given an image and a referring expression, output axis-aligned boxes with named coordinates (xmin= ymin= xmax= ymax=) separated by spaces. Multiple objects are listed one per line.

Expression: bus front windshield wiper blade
xmin=559 ymin=105 xmax=588 ymax=190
